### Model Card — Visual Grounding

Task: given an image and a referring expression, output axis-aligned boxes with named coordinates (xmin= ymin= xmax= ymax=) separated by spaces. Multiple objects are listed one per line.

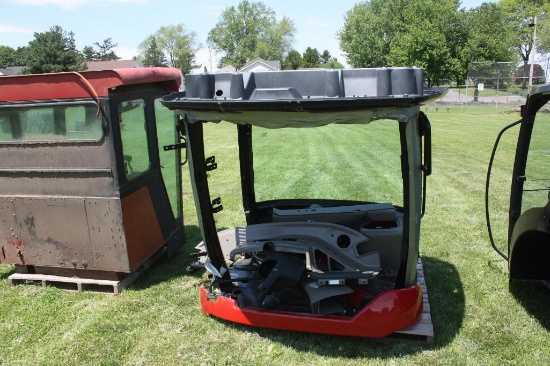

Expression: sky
xmin=1 ymin=0 xmax=495 ymax=71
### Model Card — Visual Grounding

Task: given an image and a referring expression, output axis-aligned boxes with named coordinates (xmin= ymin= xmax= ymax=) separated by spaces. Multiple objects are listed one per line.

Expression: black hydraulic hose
xmin=485 ymin=119 xmax=522 ymax=261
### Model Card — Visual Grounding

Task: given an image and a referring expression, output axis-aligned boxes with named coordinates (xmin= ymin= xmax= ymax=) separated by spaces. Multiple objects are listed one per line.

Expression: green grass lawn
xmin=2 ymin=105 xmax=550 ymax=365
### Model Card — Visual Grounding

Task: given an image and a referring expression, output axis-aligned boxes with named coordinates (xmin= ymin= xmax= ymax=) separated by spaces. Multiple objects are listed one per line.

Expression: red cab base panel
xmin=200 ymin=283 xmax=423 ymax=338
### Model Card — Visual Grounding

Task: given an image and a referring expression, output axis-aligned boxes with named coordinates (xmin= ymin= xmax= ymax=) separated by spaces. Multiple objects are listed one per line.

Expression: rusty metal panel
xmin=12 ymin=197 xmax=94 ymax=269
xmin=84 ymin=197 xmax=130 ymax=272
xmin=0 ymin=170 xmax=116 ymax=198
xmin=1 ymin=196 xmax=132 ymax=272
xmin=1 ymin=143 xmax=114 ymax=170
xmin=0 ymin=198 xmax=22 ymax=264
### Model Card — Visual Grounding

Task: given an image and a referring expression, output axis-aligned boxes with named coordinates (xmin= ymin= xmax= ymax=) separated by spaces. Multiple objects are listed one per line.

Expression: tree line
xmin=340 ymin=0 xmax=550 ymax=87
xmin=0 ymin=26 xmax=121 ymax=74
xmin=1 ymin=0 xmax=549 ymax=85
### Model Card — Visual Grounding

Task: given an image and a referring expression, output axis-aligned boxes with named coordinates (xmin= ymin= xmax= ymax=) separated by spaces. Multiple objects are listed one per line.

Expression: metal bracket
xmin=318 ymin=279 xmax=345 ymax=286
xmin=205 ymin=156 xmax=217 ymax=171
xmin=163 ymin=143 xmax=186 ymax=151
xmin=211 ymin=197 xmax=223 ymax=213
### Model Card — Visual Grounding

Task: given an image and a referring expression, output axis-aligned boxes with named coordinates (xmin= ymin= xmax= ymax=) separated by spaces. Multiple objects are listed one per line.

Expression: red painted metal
xmin=0 ymin=68 xmax=182 ymax=102
xmin=200 ymin=283 xmax=423 ymax=338
xmin=121 ymin=186 xmax=166 ymax=271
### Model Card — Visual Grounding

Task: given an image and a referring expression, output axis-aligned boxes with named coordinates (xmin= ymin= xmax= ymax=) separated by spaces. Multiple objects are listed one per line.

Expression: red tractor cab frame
xmin=0 ymin=68 xmax=185 ymax=283
xmin=163 ymin=68 xmax=445 ymax=337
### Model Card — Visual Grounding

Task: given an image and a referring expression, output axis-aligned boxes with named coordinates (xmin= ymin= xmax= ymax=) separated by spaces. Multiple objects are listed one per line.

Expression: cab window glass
xmin=0 ymin=104 xmax=102 ymax=142
xmin=119 ymin=99 xmax=150 ymax=179
xmin=252 ymin=122 xmax=403 ymax=207
xmin=155 ymin=98 xmax=179 ymax=217
xmin=522 ymin=112 xmax=550 ymax=212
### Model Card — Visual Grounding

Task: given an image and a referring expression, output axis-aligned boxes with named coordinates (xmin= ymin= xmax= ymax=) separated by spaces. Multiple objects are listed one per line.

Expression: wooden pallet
xmin=9 ymin=273 xmax=131 ymax=295
xmin=8 ymin=246 xmax=167 ymax=295
xmin=392 ymin=258 xmax=434 ymax=342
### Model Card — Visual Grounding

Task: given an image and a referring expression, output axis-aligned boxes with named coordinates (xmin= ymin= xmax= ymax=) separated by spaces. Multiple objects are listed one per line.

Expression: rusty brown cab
xmin=0 ymin=68 xmax=185 ymax=281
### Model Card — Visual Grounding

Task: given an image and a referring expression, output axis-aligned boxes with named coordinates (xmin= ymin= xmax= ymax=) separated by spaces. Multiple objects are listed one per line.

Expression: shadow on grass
xmin=421 ymin=256 xmax=465 ymax=346
xmin=0 ymin=264 xmax=15 ymax=280
xmin=129 ymin=225 xmax=205 ymax=290
xmin=510 ymin=280 xmax=550 ymax=330
xmin=210 ymin=256 xmax=464 ymax=359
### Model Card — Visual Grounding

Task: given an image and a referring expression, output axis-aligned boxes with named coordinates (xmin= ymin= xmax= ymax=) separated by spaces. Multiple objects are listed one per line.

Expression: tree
xmin=461 ymin=3 xmax=516 ymax=99
xmin=157 ymin=24 xmax=199 ymax=73
xmin=387 ymin=0 xmax=465 ymax=86
xmin=0 ymin=46 xmax=17 ymax=68
xmin=316 ymin=49 xmax=344 ymax=69
xmin=323 ymin=58 xmax=344 ymax=69
xmin=82 ymin=46 xmax=96 ymax=61
xmin=499 ymin=0 xmax=550 ymax=88
xmin=499 ymin=0 xmax=550 ymax=61
xmin=320 ymin=50 xmax=332 ymax=65
xmin=339 ymin=0 xmax=469 ymax=86
xmin=139 ymin=24 xmax=199 ymax=74
xmin=339 ymin=0 xmax=407 ymax=67
xmin=462 ymin=3 xmax=517 ymax=62
xmin=515 ymin=63 xmax=546 ymax=85
xmin=23 ymin=25 xmax=85 ymax=74
xmin=539 ymin=18 xmax=550 ymax=54
xmin=284 ymin=49 xmax=302 ymax=70
xmin=389 ymin=27 xmax=453 ymax=87
xmin=207 ymin=0 xmax=296 ymax=69
xmin=140 ymin=36 xmax=167 ymax=67
xmin=0 ymin=46 xmax=27 ymax=68
xmin=83 ymin=38 xmax=119 ymax=61
xmin=302 ymin=47 xmax=320 ymax=68
xmin=255 ymin=16 xmax=295 ymax=62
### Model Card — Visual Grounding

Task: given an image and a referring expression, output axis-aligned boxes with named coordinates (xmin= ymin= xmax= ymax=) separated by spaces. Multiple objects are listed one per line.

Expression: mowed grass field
xmin=1 ymin=104 xmax=550 ymax=365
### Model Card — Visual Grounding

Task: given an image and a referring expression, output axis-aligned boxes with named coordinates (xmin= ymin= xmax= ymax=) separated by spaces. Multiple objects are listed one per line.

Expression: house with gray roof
xmin=0 ymin=66 xmax=25 ymax=76
xmin=86 ymin=60 xmax=142 ymax=71
xmin=240 ymin=58 xmax=281 ymax=72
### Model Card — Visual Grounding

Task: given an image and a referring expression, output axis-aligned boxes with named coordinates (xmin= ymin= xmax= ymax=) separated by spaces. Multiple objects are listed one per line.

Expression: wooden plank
xmin=392 ymin=257 xmax=434 ymax=342
xmin=9 ymin=273 xmax=123 ymax=294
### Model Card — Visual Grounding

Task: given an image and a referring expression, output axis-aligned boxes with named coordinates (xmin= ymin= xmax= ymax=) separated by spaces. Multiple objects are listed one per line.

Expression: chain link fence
xmin=432 ymin=61 xmax=534 ymax=113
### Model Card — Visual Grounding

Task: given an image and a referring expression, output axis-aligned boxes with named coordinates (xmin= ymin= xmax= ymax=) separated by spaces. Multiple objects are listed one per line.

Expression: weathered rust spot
xmin=17 ymin=248 xmax=24 ymax=263
xmin=24 ymin=215 xmax=35 ymax=229
xmin=7 ymin=240 xmax=23 ymax=246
